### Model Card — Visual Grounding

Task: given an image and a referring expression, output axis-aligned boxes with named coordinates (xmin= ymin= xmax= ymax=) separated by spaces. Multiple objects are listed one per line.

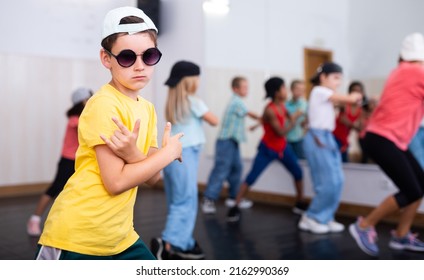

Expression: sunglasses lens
xmin=143 ymin=48 xmax=162 ymax=66
xmin=116 ymin=50 xmax=137 ymax=67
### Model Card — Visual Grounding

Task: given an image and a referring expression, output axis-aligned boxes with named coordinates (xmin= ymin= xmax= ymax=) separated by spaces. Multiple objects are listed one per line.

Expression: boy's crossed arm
xmin=97 ymin=118 xmax=183 ymax=195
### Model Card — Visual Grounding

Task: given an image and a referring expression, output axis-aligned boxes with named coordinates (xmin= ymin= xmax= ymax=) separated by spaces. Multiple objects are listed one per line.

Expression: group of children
xmin=222 ymin=76 xmax=307 ymax=222
xmin=28 ymin=5 xmax=424 ymax=260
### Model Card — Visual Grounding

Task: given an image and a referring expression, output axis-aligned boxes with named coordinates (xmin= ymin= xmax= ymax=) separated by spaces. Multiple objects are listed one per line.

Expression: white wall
xmin=346 ymin=0 xmax=424 ymax=98
xmin=205 ymin=0 xmax=350 ymax=73
xmin=0 ymin=1 xmax=127 ymax=59
xmin=348 ymin=0 xmax=424 ymax=79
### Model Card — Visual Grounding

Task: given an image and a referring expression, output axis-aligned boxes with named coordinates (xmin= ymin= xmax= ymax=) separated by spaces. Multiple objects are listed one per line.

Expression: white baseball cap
xmin=102 ymin=6 xmax=158 ymax=40
xmin=71 ymin=87 xmax=92 ymax=105
xmin=400 ymin=32 xmax=424 ymax=61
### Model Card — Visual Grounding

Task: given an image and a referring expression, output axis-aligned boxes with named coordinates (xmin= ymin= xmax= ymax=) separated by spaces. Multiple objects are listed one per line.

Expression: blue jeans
xmin=204 ymin=139 xmax=242 ymax=200
xmin=303 ymin=129 xmax=344 ymax=224
xmin=244 ymin=141 xmax=303 ymax=186
xmin=409 ymin=127 xmax=424 ymax=169
xmin=162 ymin=145 xmax=201 ymax=251
xmin=334 ymin=137 xmax=348 ymax=163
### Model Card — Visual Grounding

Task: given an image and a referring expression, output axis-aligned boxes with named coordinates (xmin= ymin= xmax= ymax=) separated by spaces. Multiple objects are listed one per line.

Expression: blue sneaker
xmin=349 ymin=217 xmax=379 ymax=256
xmin=389 ymin=231 xmax=424 ymax=252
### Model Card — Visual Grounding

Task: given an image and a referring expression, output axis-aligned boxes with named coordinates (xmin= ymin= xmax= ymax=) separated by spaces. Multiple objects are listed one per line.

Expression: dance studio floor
xmin=1 ymin=186 xmax=424 ymax=260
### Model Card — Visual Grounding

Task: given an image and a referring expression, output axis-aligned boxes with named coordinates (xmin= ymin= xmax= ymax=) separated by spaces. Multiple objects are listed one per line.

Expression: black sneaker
xmin=173 ymin=241 xmax=205 ymax=260
xmin=150 ymin=237 xmax=170 ymax=260
xmin=227 ymin=206 xmax=241 ymax=222
xmin=292 ymin=201 xmax=309 ymax=215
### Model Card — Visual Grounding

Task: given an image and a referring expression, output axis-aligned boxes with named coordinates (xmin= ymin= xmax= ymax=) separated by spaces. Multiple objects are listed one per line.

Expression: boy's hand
xmin=293 ymin=110 xmax=303 ymax=119
xmin=100 ymin=117 xmax=145 ymax=163
xmin=249 ymin=118 xmax=263 ymax=131
xmin=249 ymin=123 xmax=261 ymax=131
xmin=162 ymin=122 xmax=184 ymax=162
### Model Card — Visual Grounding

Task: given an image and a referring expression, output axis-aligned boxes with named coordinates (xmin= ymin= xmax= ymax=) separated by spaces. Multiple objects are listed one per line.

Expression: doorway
xmin=304 ymin=48 xmax=333 ymax=98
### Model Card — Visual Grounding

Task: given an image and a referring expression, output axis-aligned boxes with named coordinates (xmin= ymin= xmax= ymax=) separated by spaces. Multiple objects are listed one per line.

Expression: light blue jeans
xmin=204 ymin=139 xmax=242 ymax=200
xmin=162 ymin=145 xmax=201 ymax=251
xmin=303 ymin=129 xmax=344 ymax=224
xmin=409 ymin=127 xmax=424 ymax=169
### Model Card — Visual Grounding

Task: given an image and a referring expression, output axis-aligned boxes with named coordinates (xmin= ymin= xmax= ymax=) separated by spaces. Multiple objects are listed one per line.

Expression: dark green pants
xmin=36 ymin=238 xmax=156 ymax=260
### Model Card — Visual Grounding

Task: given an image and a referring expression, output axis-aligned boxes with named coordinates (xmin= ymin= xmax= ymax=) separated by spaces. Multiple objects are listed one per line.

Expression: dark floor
xmin=1 ymin=186 xmax=424 ymax=260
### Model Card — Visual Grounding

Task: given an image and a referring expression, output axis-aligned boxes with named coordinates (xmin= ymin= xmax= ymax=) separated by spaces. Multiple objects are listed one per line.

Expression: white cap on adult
xmin=400 ymin=32 xmax=424 ymax=61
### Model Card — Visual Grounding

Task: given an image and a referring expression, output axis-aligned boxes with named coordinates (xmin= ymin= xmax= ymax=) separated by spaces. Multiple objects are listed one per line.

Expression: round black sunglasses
xmin=105 ymin=48 xmax=162 ymax=67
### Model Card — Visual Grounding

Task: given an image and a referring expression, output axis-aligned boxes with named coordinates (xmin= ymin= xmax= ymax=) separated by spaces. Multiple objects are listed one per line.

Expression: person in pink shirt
xmin=349 ymin=33 xmax=424 ymax=256
xmin=26 ymin=87 xmax=92 ymax=236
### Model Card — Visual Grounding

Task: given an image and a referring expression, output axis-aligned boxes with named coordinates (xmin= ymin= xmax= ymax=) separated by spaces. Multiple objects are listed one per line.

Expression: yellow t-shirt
xmin=39 ymin=84 xmax=158 ymax=256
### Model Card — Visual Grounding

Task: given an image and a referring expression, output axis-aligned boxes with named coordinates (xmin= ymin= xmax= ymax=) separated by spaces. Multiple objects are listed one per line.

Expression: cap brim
xmin=164 ymin=77 xmax=179 ymax=87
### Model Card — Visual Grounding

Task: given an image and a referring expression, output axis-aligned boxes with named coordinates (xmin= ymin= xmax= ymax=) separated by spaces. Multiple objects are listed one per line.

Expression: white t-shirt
xmin=307 ymin=86 xmax=335 ymax=131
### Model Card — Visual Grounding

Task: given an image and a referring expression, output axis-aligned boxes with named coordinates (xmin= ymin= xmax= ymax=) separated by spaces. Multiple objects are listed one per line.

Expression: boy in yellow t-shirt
xmin=36 ymin=6 xmax=183 ymax=260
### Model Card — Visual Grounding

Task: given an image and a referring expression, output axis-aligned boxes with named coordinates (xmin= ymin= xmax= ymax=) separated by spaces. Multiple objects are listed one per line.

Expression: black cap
xmin=165 ymin=61 xmax=200 ymax=87
xmin=310 ymin=62 xmax=343 ymax=85
xmin=265 ymin=77 xmax=285 ymax=99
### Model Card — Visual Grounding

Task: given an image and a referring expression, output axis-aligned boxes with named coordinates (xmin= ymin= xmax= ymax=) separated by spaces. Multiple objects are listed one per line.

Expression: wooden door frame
xmin=304 ymin=48 xmax=333 ymax=99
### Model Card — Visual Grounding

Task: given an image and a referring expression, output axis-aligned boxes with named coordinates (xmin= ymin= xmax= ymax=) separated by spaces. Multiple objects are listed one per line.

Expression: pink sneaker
xmin=27 ymin=216 xmax=41 ymax=236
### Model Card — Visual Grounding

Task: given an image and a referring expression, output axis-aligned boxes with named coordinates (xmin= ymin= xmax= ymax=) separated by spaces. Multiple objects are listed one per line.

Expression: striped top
xmin=218 ymin=94 xmax=248 ymax=143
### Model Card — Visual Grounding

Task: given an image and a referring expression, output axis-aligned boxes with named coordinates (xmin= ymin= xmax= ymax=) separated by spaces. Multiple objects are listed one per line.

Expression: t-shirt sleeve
xmin=234 ymin=100 xmax=248 ymax=117
xmin=318 ymin=87 xmax=333 ymax=102
xmin=189 ymin=96 xmax=209 ymax=118
xmin=78 ymin=96 xmax=121 ymax=148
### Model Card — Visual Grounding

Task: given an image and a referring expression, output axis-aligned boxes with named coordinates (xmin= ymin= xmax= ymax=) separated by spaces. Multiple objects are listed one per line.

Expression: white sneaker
xmin=225 ymin=198 xmax=236 ymax=207
xmin=298 ymin=214 xmax=330 ymax=234
xmin=27 ymin=215 xmax=41 ymax=236
xmin=328 ymin=220 xmax=345 ymax=233
xmin=225 ymin=198 xmax=253 ymax=209
xmin=201 ymin=198 xmax=216 ymax=214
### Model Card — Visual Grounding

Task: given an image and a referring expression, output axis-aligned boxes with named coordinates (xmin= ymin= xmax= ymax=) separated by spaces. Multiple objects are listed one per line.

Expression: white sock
xmin=30 ymin=215 xmax=41 ymax=222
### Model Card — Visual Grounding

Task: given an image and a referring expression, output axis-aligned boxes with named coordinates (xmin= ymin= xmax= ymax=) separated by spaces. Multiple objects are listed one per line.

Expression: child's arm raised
xmin=247 ymin=111 xmax=261 ymax=120
xmin=202 ymin=111 xmax=219 ymax=126
xmin=97 ymin=122 xmax=183 ymax=195
xmin=329 ymin=92 xmax=363 ymax=105
xmin=263 ymin=107 xmax=298 ymax=136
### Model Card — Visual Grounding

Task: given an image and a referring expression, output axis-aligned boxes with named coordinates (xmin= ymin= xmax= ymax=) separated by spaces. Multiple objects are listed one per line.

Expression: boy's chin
xmin=130 ymin=82 xmax=149 ymax=91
